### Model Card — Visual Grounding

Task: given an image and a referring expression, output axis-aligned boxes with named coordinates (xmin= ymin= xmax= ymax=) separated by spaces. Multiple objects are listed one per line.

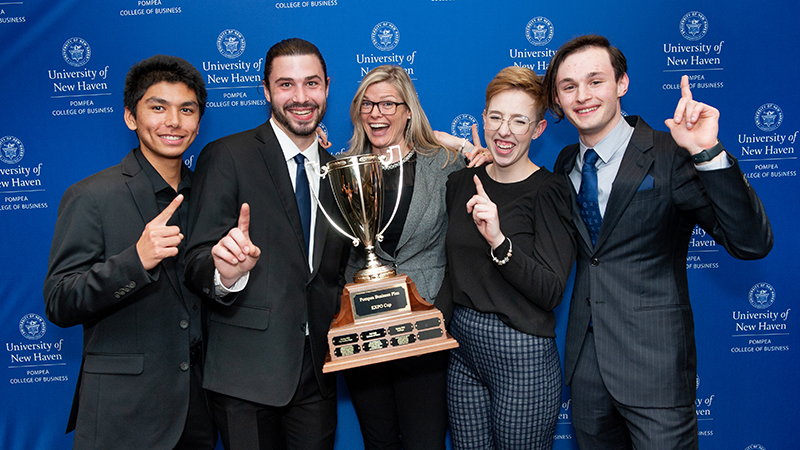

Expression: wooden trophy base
xmin=322 ymin=274 xmax=458 ymax=373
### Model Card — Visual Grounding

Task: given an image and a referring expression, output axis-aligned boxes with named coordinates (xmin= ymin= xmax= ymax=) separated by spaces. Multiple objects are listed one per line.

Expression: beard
xmin=271 ymin=100 xmax=327 ymax=137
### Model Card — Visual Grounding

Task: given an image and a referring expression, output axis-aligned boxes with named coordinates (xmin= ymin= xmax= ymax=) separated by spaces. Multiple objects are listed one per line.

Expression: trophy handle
xmin=304 ymin=160 xmax=361 ymax=247
xmin=375 ymin=145 xmax=404 ymax=242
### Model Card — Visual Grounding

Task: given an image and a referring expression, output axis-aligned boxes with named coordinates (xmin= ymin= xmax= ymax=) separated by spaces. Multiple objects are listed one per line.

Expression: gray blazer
xmin=345 ymin=148 xmax=464 ymax=303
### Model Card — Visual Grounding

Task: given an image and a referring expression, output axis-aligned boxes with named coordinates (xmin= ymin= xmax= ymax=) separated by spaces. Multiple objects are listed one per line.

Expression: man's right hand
xmin=137 ymin=194 xmax=184 ymax=271
xmin=212 ymin=203 xmax=261 ymax=288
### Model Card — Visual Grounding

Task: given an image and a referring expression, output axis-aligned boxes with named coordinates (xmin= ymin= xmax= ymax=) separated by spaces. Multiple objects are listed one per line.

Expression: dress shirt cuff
xmin=214 ymin=269 xmax=249 ymax=297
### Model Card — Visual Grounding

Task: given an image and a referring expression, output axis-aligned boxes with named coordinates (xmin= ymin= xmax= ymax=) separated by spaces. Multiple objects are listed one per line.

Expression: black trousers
xmin=174 ymin=358 xmax=218 ymax=450
xmin=343 ymin=351 xmax=449 ymax=450
xmin=208 ymin=339 xmax=337 ymax=450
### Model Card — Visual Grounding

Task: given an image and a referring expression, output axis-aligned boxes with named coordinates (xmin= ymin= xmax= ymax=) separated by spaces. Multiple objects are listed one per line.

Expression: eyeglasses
xmin=360 ymin=100 xmax=406 ymax=115
xmin=483 ymin=113 xmax=533 ymax=135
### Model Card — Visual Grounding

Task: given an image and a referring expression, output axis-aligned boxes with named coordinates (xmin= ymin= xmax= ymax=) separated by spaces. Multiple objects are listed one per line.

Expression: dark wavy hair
xmin=263 ymin=38 xmax=328 ymax=86
xmin=123 ymin=54 xmax=206 ymax=118
xmin=542 ymin=35 xmax=627 ymax=121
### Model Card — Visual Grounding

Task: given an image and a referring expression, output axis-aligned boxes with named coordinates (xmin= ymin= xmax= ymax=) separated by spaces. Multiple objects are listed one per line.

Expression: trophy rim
xmin=328 ymin=153 xmax=382 ymax=171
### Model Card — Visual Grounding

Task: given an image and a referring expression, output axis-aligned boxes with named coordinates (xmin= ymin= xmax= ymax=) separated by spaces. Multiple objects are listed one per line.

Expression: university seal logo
xmin=0 ymin=136 xmax=25 ymax=165
xmin=748 ymin=283 xmax=775 ymax=310
xmin=217 ymin=29 xmax=246 ymax=59
xmin=450 ymin=114 xmax=479 ymax=142
xmin=525 ymin=17 xmax=554 ymax=46
xmin=62 ymin=37 xmax=91 ymax=67
xmin=680 ymin=11 xmax=708 ymax=41
xmin=754 ymin=103 xmax=783 ymax=132
xmin=19 ymin=313 xmax=47 ymax=340
xmin=372 ymin=22 xmax=400 ymax=52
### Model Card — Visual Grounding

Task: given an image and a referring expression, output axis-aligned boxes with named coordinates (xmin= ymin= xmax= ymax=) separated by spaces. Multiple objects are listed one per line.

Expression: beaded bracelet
xmin=490 ymin=237 xmax=513 ymax=266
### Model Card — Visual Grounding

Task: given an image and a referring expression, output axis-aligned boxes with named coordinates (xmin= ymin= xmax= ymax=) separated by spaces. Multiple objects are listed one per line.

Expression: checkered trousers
xmin=447 ymin=305 xmax=561 ymax=450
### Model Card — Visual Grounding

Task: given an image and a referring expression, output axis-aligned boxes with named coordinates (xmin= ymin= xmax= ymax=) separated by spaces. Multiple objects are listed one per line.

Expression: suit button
xmin=123 ymin=286 xmax=131 ymax=293
xmin=203 ymin=287 xmax=211 ymax=294
xmin=180 ymin=320 xmax=189 ymax=329
xmin=300 ymin=323 xmax=307 ymax=333
xmin=180 ymin=362 xmax=189 ymax=371
xmin=114 ymin=293 xmax=121 ymax=299
xmin=129 ymin=281 xmax=136 ymax=288
xmin=590 ymin=258 xmax=599 ymax=266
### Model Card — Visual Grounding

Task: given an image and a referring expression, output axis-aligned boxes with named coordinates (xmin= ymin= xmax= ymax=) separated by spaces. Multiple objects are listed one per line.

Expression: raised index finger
xmin=237 ymin=203 xmax=251 ymax=238
xmin=471 ymin=124 xmax=481 ymax=148
xmin=473 ymin=174 xmax=488 ymax=199
xmin=152 ymin=194 xmax=183 ymax=226
xmin=680 ymin=75 xmax=693 ymax=101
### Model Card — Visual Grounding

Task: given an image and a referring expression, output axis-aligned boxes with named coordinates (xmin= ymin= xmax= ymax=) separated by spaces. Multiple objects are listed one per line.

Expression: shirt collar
xmin=578 ymin=115 xmax=634 ymax=165
xmin=269 ymin=118 xmax=321 ymax=166
xmin=133 ymin=147 xmax=191 ymax=194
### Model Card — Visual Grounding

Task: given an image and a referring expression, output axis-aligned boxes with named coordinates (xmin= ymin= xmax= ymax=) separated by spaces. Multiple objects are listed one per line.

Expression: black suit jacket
xmin=185 ymin=122 xmax=350 ymax=406
xmin=554 ymin=116 xmax=773 ymax=408
xmin=44 ymin=150 xmax=203 ymax=449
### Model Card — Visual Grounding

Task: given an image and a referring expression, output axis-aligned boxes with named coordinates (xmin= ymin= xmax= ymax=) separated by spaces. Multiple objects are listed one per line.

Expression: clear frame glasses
xmin=483 ymin=113 xmax=533 ymax=135
xmin=360 ymin=100 xmax=406 ymax=115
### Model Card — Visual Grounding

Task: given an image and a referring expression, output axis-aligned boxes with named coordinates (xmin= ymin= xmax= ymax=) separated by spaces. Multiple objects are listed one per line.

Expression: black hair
xmin=123 ymin=54 xmax=207 ymax=118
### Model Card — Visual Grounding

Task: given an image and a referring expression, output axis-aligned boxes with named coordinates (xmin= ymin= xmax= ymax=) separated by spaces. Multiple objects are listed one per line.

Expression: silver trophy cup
xmin=306 ymin=146 xmax=403 ymax=283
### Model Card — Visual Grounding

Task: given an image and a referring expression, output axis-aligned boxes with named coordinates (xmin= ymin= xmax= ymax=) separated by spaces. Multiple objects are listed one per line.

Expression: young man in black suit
xmin=44 ymin=55 xmax=216 ymax=449
xmin=544 ymin=35 xmax=772 ymax=449
xmin=184 ymin=38 xmax=350 ymax=450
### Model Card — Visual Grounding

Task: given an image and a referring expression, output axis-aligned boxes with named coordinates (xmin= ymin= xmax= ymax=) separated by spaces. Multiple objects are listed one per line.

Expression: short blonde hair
xmin=485 ymin=66 xmax=546 ymax=122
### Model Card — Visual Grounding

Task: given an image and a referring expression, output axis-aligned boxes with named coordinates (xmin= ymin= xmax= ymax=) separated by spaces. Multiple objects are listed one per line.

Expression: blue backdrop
xmin=1 ymin=1 xmax=797 ymax=449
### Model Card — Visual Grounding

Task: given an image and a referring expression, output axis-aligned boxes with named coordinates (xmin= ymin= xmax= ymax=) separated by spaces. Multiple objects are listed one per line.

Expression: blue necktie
xmin=578 ymin=149 xmax=602 ymax=246
xmin=293 ymin=153 xmax=311 ymax=251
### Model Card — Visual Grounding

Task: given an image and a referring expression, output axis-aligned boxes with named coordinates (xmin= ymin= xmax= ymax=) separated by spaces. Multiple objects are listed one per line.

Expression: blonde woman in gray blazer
xmin=341 ymin=65 xmax=463 ymax=450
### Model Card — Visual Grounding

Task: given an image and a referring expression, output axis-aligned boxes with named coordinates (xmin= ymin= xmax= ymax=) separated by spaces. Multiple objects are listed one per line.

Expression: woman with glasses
xmin=341 ymin=65 xmax=464 ymax=450
xmin=436 ymin=66 xmax=576 ymax=449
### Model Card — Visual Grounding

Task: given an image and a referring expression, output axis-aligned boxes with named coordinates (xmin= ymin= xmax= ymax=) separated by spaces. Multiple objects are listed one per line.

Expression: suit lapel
xmin=594 ymin=117 xmax=654 ymax=250
xmin=391 ymin=153 xmax=430 ymax=254
xmin=256 ymin=124 xmax=310 ymax=266
xmin=123 ymin=151 xmax=185 ymax=301
xmin=311 ymin=149 xmax=336 ymax=274
xmin=557 ymin=144 xmax=595 ymax=251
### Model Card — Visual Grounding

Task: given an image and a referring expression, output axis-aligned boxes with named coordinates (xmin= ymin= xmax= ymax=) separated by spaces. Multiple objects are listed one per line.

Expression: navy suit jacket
xmin=44 ymin=149 xmax=203 ymax=449
xmin=185 ymin=122 xmax=350 ymax=407
xmin=554 ymin=116 xmax=772 ymax=408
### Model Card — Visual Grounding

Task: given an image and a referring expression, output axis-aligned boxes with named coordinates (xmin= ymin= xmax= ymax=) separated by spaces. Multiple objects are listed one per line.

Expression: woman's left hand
xmin=434 ymin=125 xmax=493 ymax=168
xmin=466 ymin=174 xmax=504 ymax=249
xmin=462 ymin=124 xmax=493 ymax=168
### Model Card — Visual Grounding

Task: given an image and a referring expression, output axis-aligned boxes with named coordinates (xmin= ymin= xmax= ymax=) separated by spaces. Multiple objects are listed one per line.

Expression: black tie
xmin=293 ymin=153 xmax=311 ymax=251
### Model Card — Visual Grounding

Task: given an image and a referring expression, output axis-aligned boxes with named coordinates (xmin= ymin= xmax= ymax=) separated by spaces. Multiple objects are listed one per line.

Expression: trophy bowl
xmin=325 ymin=154 xmax=396 ymax=283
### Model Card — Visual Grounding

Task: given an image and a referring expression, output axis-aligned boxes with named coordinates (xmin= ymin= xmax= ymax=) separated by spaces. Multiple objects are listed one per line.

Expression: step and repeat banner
xmin=1 ymin=1 xmax=796 ymax=448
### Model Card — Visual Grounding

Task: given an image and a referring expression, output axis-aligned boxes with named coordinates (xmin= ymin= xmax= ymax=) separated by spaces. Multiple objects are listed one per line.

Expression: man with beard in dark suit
xmin=184 ymin=38 xmax=350 ymax=450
